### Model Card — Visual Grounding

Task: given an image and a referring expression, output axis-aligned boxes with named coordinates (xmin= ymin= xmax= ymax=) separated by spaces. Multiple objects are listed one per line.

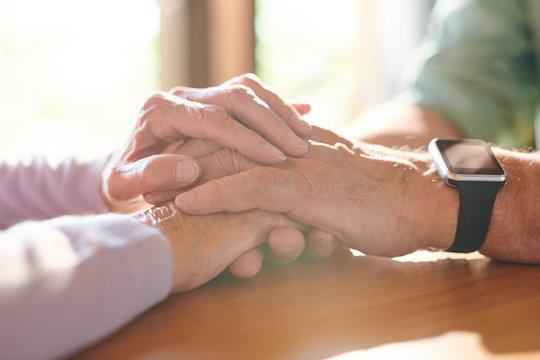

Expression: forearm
xmin=479 ymin=149 xmax=540 ymax=263
xmin=0 ymin=156 xmax=108 ymax=228
xmin=345 ymin=103 xmax=463 ymax=148
xmin=0 ymin=214 xmax=172 ymax=360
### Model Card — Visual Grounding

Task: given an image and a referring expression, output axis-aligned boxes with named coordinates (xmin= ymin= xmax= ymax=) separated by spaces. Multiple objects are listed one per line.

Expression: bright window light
xmin=255 ymin=0 xmax=430 ymax=129
xmin=0 ymin=0 xmax=161 ymax=159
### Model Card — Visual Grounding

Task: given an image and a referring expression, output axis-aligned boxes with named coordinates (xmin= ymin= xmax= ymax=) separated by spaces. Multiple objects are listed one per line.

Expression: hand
xmin=142 ymin=138 xmax=340 ymax=278
xmin=174 ymin=128 xmax=453 ymax=257
xmin=134 ymin=203 xmax=306 ymax=293
xmin=211 ymin=127 xmax=346 ymax=275
xmin=143 ymin=127 xmax=344 ymax=277
xmin=101 ymin=73 xmax=312 ymax=213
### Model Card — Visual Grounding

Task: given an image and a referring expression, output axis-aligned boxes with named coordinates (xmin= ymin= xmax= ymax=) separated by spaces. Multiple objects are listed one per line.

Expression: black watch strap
xmin=446 ymin=180 xmax=505 ymax=253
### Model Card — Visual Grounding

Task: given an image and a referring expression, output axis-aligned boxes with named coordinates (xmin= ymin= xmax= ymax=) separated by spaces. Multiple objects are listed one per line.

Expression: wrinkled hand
xmin=101 ymin=73 xmax=312 ymax=214
xmin=138 ymin=128 xmax=340 ymax=277
xmin=134 ymin=203 xmax=307 ymax=293
xmin=141 ymin=127 xmax=344 ymax=275
xmin=174 ymin=127 xmax=442 ymax=257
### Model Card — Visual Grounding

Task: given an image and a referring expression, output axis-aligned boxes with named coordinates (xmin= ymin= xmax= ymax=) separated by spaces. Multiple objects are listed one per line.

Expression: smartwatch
xmin=428 ymin=138 xmax=506 ymax=253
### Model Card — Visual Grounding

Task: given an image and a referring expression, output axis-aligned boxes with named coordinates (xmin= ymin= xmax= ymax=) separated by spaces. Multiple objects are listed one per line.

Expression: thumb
xmin=106 ymin=154 xmax=201 ymax=202
xmin=175 ymin=167 xmax=298 ymax=215
xmin=143 ymin=147 xmax=260 ymax=206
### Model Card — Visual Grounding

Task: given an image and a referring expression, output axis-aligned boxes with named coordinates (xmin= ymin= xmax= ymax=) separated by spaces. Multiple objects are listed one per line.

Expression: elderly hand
xmin=134 ymin=203 xmax=306 ymax=293
xmin=174 ymin=127 xmax=455 ymax=257
xmin=143 ymin=127 xmax=343 ymax=277
xmin=101 ymin=73 xmax=312 ymax=214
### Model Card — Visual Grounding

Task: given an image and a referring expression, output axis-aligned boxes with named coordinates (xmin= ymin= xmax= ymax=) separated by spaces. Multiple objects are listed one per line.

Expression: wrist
xmin=402 ymin=151 xmax=458 ymax=251
xmin=133 ymin=203 xmax=186 ymax=293
xmin=352 ymin=143 xmax=457 ymax=254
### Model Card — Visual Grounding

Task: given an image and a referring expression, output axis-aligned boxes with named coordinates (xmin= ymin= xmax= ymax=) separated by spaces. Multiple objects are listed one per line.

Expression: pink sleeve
xmin=0 ymin=156 xmax=109 ymax=228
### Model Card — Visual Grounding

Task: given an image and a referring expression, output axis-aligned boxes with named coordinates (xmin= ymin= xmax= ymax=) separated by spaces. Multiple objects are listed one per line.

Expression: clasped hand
xmin=101 ymin=74 xmax=339 ymax=291
xmin=175 ymin=126 xmax=442 ymax=258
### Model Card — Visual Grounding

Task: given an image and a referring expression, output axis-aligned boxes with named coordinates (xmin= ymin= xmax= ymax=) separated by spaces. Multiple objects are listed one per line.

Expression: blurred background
xmin=0 ymin=0 xmax=434 ymax=158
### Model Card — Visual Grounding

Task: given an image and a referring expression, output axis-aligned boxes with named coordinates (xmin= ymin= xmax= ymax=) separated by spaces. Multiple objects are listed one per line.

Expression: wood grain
xmin=71 ymin=250 xmax=540 ymax=360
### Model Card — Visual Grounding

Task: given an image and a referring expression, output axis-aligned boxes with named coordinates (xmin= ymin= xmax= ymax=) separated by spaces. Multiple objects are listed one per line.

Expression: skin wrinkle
xmin=236 ymin=86 xmax=265 ymax=114
xmin=97 ymin=73 xmax=330 ymax=283
xmin=201 ymin=103 xmax=242 ymax=144
xmin=135 ymin=203 xmax=239 ymax=292
xmin=263 ymin=168 xmax=298 ymax=213
xmin=304 ymin=143 xmax=409 ymax=254
xmin=396 ymin=157 xmax=432 ymax=253
xmin=133 ymin=104 xmax=183 ymax=157
xmin=213 ymin=148 xmax=255 ymax=176
xmin=151 ymin=104 xmax=177 ymax=141
xmin=345 ymin=144 xmax=445 ymax=255
xmin=345 ymin=98 xmax=539 ymax=260
xmin=237 ymin=74 xmax=263 ymax=96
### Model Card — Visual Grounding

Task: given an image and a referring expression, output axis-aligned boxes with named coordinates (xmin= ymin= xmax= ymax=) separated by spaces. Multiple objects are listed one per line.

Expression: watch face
xmin=433 ymin=139 xmax=505 ymax=175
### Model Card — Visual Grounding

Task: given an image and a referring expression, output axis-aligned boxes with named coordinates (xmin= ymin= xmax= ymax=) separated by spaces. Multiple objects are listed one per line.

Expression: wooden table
xmin=72 ymin=250 xmax=540 ymax=360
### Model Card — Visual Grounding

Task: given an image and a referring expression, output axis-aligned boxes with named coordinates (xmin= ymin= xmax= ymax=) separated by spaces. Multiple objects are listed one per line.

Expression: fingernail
xmin=175 ymin=160 xmax=199 ymax=184
xmin=264 ymin=143 xmax=287 ymax=161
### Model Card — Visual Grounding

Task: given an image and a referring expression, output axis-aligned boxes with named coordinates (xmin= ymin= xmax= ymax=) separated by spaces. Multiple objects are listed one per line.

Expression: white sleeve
xmin=0 ymin=156 xmax=109 ymax=228
xmin=0 ymin=213 xmax=173 ymax=360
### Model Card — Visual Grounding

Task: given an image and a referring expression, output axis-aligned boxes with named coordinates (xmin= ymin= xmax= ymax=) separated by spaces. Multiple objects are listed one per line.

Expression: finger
xmin=143 ymin=190 xmax=178 ymax=205
xmin=139 ymin=91 xmax=175 ymax=112
xmin=228 ymin=246 xmax=265 ymax=278
xmin=145 ymin=147 xmax=260 ymax=206
xmin=175 ymin=167 xmax=299 ymax=215
xmin=171 ymin=85 xmax=309 ymax=157
xmin=290 ymin=102 xmax=311 ymax=116
xmin=134 ymin=96 xmax=288 ymax=165
xmin=224 ymin=74 xmax=313 ymax=136
xmin=267 ymin=227 xmax=305 ymax=264
xmin=174 ymin=138 xmax=223 ymax=159
xmin=148 ymin=143 xmax=340 ymax=207
xmin=305 ymin=228 xmax=338 ymax=260
xmin=107 ymin=154 xmax=200 ymax=201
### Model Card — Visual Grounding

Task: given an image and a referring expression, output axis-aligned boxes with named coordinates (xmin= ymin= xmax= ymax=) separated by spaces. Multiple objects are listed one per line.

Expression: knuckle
xmin=255 ymin=168 xmax=298 ymax=211
xmin=214 ymin=148 xmax=255 ymax=175
xmin=237 ymin=73 xmax=260 ymax=88
xmin=225 ymin=85 xmax=257 ymax=110
xmin=172 ymin=101 xmax=190 ymax=120
xmin=222 ymin=85 xmax=258 ymax=115
xmin=131 ymin=127 xmax=147 ymax=147
xmin=138 ymin=104 xmax=168 ymax=138
xmin=204 ymin=103 xmax=227 ymax=118
xmin=201 ymin=104 xmax=234 ymax=130
xmin=228 ymin=84 xmax=253 ymax=99
xmin=142 ymin=92 xmax=168 ymax=110
xmin=334 ymin=142 xmax=356 ymax=160
xmin=168 ymin=86 xmax=186 ymax=96
xmin=252 ymin=167 xmax=286 ymax=193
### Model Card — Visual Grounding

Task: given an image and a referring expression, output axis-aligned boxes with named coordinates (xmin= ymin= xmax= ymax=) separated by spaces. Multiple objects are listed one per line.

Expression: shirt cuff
xmin=61 ymin=155 xmax=109 ymax=215
xmin=49 ymin=213 xmax=173 ymax=310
